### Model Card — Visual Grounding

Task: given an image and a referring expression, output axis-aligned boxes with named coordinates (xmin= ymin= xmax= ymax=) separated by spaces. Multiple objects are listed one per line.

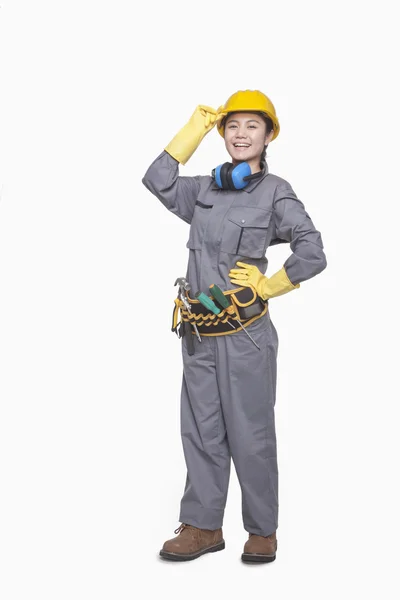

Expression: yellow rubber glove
xmin=165 ymin=105 xmax=227 ymax=165
xmin=229 ymin=261 xmax=300 ymax=301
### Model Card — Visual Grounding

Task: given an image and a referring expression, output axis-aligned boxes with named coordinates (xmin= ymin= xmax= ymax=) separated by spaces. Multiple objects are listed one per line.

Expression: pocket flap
xmin=228 ymin=207 xmax=273 ymax=228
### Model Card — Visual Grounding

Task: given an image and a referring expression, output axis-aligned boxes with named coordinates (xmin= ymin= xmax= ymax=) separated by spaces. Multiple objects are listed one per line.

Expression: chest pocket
xmin=221 ymin=206 xmax=273 ymax=258
xmin=186 ymin=201 xmax=214 ymax=250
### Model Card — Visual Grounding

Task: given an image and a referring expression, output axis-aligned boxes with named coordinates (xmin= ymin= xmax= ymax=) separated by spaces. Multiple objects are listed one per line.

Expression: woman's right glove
xmin=165 ymin=105 xmax=227 ymax=165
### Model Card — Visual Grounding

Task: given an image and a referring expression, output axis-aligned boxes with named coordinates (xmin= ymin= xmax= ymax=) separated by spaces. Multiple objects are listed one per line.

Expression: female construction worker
xmin=142 ymin=90 xmax=327 ymax=563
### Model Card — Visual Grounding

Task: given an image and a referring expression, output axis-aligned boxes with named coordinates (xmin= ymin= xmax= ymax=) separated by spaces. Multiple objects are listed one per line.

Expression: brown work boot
xmin=241 ymin=531 xmax=277 ymax=563
xmin=159 ymin=523 xmax=225 ymax=561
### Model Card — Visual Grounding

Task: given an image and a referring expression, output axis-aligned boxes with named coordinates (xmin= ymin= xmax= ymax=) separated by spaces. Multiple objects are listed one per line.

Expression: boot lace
xmin=174 ymin=523 xmax=198 ymax=536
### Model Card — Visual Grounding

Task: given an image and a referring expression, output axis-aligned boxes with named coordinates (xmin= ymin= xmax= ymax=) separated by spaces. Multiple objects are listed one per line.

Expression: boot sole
xmin=241 ymin=552 xmax=276 ymax=563
xmin=159 ymin=540 xmax=225 ymax=561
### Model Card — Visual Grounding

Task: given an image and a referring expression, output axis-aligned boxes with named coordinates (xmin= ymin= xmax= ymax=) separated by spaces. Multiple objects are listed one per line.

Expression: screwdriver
xmin=209 ymin=284 xmax=261 ymax=350
xmin=195 ymin=291 xmax=236 ymax=330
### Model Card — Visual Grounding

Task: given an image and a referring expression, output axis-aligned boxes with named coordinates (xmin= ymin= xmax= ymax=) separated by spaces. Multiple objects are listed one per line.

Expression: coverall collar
xmin=211 ymin=161 xmax=269 ymax=193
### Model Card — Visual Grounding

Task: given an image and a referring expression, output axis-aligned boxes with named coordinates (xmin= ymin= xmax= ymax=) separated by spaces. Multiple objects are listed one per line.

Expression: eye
xmin=249 ymin=125 xmax=257 ymax=128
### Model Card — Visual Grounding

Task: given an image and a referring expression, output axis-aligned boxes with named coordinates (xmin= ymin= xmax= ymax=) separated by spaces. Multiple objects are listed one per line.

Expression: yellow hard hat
xmin=217 ymin=89 xmax=280 ymax=141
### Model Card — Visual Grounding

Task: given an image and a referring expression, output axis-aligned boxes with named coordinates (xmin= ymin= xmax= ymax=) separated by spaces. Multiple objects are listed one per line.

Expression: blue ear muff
xmin=230 ymin=162 xmax=252 ymax=190
xmin=219 ymin=162 xmax=231 ymax=190
xmin=212 ymin=161 xmax=254 ymax=190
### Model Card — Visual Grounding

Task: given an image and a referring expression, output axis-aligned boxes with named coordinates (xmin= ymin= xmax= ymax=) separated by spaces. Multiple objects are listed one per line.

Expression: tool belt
xmin=172 ymin=286 xmax=268 ymax=337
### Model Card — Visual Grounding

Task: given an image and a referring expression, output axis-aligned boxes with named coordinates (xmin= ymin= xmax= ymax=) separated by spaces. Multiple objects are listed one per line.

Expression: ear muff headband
xmin=212 ymin=161 xmax=267 ymax=190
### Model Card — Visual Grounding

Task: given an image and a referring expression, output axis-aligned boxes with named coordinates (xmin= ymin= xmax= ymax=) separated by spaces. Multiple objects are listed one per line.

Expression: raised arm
xmin=142 ymin=150 xmax=201 ymax=224
xmin=142 ymin=105 xmax=226 ymax=224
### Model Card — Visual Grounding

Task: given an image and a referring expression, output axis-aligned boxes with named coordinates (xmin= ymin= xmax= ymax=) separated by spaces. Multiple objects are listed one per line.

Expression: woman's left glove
xmin=229 ymin=261 xmax=300 ymax=301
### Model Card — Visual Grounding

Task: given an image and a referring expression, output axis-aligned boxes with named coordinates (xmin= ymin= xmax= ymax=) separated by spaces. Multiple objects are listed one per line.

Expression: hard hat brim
xmin=217 ymin=110 xmax=280 ymax=141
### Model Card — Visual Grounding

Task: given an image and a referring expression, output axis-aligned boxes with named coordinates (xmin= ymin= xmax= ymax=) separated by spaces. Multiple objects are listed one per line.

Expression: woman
xmin=142 ymin=90 xmax=327 ymax=563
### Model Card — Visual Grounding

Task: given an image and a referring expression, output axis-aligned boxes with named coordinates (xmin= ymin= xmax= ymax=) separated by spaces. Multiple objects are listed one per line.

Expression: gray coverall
xmin=142 ymin=150 xmax=327 ymax=536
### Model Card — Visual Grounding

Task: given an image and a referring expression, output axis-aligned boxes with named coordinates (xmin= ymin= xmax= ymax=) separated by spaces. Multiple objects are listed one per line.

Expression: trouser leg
xmin=216 ymin=312 xmax=279 ymax=536
xmin=178 ymin=334 xmax=231 ymax=530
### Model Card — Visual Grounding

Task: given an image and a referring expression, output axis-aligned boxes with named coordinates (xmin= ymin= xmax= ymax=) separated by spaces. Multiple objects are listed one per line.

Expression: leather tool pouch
xmin=172 ymin=286 xmax=268 ymax=338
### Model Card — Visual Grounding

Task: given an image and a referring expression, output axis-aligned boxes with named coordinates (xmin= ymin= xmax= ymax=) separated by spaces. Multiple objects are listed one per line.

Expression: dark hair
xmin=222 ymin=111 xmax=274 ymax=166
xmin=256 ymin=112 xmax=274 ymax=165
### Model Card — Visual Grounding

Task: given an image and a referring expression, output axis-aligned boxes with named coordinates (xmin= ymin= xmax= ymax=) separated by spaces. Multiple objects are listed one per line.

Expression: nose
xmin=235 ymin=125 xmax=248 ymax=139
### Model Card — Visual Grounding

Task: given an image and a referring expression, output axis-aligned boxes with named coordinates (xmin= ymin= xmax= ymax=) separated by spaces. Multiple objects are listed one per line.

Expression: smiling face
xmin=223 ymin=112 xmax=274 ymax=172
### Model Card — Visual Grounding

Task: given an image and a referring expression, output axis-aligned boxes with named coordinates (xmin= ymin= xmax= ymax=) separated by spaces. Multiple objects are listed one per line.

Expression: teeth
xmin=234 ymin=144 xmax=250 ymax=147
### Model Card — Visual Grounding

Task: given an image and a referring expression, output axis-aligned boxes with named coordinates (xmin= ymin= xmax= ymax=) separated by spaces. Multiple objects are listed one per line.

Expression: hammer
xmin=174 ymin=278 xmax=202 ymax=343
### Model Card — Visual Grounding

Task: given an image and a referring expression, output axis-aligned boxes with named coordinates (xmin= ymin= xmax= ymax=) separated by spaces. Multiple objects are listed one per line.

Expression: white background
xmin=0 ymin=1 xmax=399 ymax=598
